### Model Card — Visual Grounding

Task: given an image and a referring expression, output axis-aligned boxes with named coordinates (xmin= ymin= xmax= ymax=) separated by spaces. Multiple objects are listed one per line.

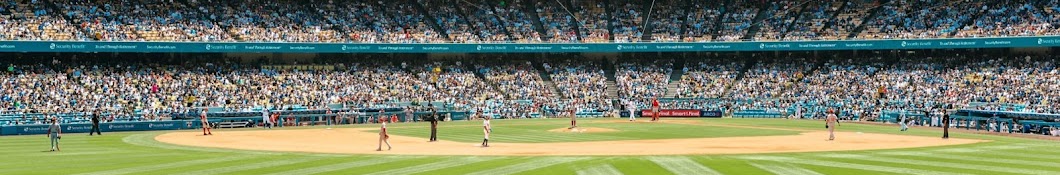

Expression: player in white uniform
xmin=377 ymin=118 xmax=392 ymax=151
xmin=627 ymin=100 xmax=637 ymax=121
xmin=826 ymin=109 xmax=839 ymax=141
xmin=481 ymin=116 xmax=491 ymax=147
xmin=899 ymin=108 xmax=908 ymax=131
xmin=262 ymin=109 xmax=271 ymax=129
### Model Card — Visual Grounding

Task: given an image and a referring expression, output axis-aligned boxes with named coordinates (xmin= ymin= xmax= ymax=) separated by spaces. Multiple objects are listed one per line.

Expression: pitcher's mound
xmin=548 ymin=127 xmax=618 ymax=133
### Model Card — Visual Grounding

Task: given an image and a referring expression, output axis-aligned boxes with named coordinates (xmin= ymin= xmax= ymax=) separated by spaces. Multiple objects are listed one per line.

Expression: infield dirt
xmin=157 ymin=123 xmax=984 ymax=156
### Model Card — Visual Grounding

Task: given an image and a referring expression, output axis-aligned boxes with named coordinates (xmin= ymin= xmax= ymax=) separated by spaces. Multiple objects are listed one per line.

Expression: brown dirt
xmin=853 ymin=121 xmax=1060 ymax=141
xmin=547 ymin=127 xmax=618 ymax=133
xmin=155 ymin=128 xmax=986 ymax=156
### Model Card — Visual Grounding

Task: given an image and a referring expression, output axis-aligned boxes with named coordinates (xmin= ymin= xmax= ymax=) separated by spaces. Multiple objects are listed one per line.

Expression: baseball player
xmin=826 ymin=109 xmax=839 ymax=141
xmin=568 ymin=104 xmax=577 ymax=129
xmin=270 ymin=112 xmax=279 ymax=128
xmin=325 ymin=108 xmax=334 ymax=125
xmin=377 ymin=118 xmax=392 ymax=151
xmin=899 ymin=108 xmax=908 ymax=131
xmin=47 ymin=117 xmax=62 ymax=152
xmin=390 ymin=114 xmax=399 ymax=124
xmin=481 ymin=115 xmax=491 ymax=147
xmin=651 ymin=97 xmax=660 ymax=122
xmin=201 ymin=109 xmax=213 ymax=135
xmin=404 ymin=106 xmax=414 ymax=123
xmin=627 ymin=100 xmax=637 ymax=122
xmin=262 ymin=109 xmax=271 ymax=129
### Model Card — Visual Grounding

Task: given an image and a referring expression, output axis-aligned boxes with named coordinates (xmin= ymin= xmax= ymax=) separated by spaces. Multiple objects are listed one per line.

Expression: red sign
xmin=640 ymin=109 xmax=702 ymax=117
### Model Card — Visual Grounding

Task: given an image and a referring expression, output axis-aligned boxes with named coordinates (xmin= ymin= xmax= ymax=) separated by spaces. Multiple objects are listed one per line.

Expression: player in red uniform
xmin=200 ymin=109 xmax=212 ymax=135
xmin=651 ymin=98 xmax=660 ymax=122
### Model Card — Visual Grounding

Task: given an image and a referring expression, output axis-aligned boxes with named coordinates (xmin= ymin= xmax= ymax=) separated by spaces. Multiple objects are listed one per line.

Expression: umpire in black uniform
xmin=89 ymin=111 xmax=102 ymax=136
xmin=942 ymin=109 xmax=950 ymax=139
xmin=428 ymin=103 xmax=438 ymax=142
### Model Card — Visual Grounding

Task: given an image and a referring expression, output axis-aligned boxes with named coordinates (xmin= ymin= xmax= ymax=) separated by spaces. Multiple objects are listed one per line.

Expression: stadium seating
xmin=2 ymin=0 xmax=1060 ymax=42
xmin=5 ymin=0 xmax=1060 ymax=137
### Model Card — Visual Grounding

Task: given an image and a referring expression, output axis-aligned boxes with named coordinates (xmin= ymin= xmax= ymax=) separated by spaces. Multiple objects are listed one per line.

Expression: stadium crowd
xmin=3 ymin=0 xmax=1060 ymax=43
xmin=615 ymin=59 xmax=671 ymax=100
xmin=2 ymin=52 xmax=1060 ymax=137
xmin=673 ymin=58 xmax=744 ymax=99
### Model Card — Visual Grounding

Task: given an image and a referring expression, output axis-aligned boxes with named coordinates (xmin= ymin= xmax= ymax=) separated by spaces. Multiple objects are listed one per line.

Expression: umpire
xmin=942 ymin=109 xmax=950 ymax=139
xmin=89 ymin=111 xmax=102 ymax=136
xmin=428 ymin=103 xmax=438 ymax=142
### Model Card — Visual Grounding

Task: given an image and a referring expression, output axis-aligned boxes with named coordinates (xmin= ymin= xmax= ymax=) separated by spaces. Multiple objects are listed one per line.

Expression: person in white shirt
xmin=377 ymin=118 xmax=391 ymax=151
xmin=481 ymin=116 xmax=491 ymax=147
xmin=826 ymin=109 xmax=839 ymax=141
xmin=262 ymin=109 xmax=270 ymax=129
xmin=627 ymin=100 xmax=637 ymax=122
xmin=900 ymin=108 xmax=909 ymax=131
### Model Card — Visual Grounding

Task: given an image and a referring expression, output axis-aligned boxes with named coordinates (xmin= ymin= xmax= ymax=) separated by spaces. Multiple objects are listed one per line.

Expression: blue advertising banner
xmin=1 ymin=121 xmax=195 ymax=135
xmin=701 ymin=111 xmax=724 ymax=118
xmin=0 ymin=36 xmax=1057 ymax=53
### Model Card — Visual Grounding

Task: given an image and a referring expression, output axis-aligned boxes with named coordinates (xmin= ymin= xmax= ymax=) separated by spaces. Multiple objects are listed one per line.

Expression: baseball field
xmin=2 ymin=118 xmax=1058 ymax=175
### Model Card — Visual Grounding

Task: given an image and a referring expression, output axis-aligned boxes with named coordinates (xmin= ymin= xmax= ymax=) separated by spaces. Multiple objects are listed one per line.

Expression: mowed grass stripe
xmin=363 ymin=156 xmax=500 ymax=175
xmin=576 ymin=164 xmax=623 ymax=175
xmin=73 ymin=155 xmax=260 ymax=175
xmin=932 ymin=148 xmax=1060 ymax=161
xmin=171 ymin=156 xmax=326 ymax=175
xmin=413 ymin=157 xmax=535 ymax=175
xmin=646 ymin=156 xmax=722 ymax=175
xmin=748 ymin=162 xmax=824 ymax=175
xmin=879 ymin=151 xmax=1060 ymax=168
xmin=817 ymin=154 xmax=1060 ymax=175
xmin=737 ymin=155 xmax=970 ymax=175
xmin=0 ymin=153 xmax=187 ymax=174
xmin=262 ymin=156 xmax=418 ymax=175
xmin=465 ymin=157 xmax=590 ymax=175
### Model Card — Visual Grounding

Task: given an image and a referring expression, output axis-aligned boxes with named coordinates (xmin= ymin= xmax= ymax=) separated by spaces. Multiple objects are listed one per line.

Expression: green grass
xmin=0 ymin=118 xmax=1057 ymax=175
xmin=385 ymin=119 xmax=798 ymax=143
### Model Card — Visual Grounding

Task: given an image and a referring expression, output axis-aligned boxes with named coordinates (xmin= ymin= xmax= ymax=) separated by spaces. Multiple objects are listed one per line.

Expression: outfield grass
xmin=1 ymin=118 xmax=1057 ymax=175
